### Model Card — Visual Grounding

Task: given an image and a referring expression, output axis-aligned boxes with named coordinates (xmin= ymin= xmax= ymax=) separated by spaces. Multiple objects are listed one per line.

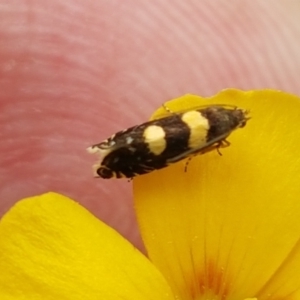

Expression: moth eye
xmin=239 ymin=120 xmax=247 ymax=128
xmin=97 ymin=167 xmax=114 ymax=179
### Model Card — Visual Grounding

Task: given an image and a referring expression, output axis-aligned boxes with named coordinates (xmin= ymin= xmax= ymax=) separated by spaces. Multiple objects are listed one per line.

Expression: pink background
xmin=1 ymin=1 xmax=300 ymax=250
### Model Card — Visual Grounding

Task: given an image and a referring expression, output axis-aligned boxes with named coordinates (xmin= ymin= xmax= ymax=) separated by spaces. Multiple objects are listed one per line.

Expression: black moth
xmin=88 ymin=105 xmax=249 ymax=179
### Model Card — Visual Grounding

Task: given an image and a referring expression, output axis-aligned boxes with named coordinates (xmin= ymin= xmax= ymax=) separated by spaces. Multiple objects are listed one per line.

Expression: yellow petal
xmin=0 ymin=192 xmax=175 ymax=300
xmin=134 ymin=90 xmax=300 ymax=300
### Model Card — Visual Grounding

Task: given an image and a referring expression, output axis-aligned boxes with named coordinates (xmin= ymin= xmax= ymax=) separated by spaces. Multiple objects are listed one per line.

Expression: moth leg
xmin=198 ymin=139 xmax=230 ymax=156
xmin=197 ymin=143 xmax=220 ymax=155
xmin=216 ymin=139 xmax=231 ymax=156
xmin=184 ymin=156 xmax=193 ymax=172
xmin=184 ymin=140 xmax=224 ymax=171
xmin=221 ymin=139 xmax=231 ymax=147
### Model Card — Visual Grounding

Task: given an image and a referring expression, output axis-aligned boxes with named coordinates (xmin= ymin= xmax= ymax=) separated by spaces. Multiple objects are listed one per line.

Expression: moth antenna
xmin=162 ymin=103 xmax=174 ymax=114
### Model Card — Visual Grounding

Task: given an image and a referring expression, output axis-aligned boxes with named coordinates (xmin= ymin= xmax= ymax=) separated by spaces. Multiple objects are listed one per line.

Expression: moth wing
xmin=153 ymin=104 xmax=238 ymax=120
xmin=88 ymin=123 xmax=146 ymax=152
xmin=166 ymin=132 xmax=230 ymax=163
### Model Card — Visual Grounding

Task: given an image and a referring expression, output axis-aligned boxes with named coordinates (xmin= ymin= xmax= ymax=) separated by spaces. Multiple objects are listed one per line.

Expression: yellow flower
xmin=1 ymin=89 xmax=300 ymax=300
xmin=0 ymin=192 xmax=174 ymax=300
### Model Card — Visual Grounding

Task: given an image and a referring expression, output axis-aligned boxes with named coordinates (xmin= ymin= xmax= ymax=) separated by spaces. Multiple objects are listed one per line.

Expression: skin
xmin=1 ymin=0 xmax=300 ymax=250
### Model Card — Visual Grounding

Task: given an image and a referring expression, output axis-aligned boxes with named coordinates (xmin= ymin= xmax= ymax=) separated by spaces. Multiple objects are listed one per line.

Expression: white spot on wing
xmin=126 ymin=136 xmax=134 ymax=144
xmin=87 ymin=146 xmax=112 ymax=158
xmin=87 ymin=146 xmax=99 ymax=154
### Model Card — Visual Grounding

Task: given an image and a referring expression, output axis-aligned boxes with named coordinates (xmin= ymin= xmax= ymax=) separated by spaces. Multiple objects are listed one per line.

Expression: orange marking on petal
xmin=189 ymin=259 xmax=231 ymax=300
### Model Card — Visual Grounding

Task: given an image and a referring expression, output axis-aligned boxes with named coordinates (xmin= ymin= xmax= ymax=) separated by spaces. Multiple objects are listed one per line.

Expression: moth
xmin=88 ymin=105 xmax=249 ymax=179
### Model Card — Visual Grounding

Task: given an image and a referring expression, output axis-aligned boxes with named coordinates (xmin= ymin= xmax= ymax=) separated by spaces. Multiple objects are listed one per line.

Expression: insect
xmin=87 ymin=104 xmax=250 ymax=179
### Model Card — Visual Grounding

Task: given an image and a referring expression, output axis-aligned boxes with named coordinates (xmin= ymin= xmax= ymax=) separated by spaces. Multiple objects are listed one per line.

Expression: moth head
xmin=87 ymin=142 xmax=115 ymax=179
xmin=94 ymin=165 xmax=115 ymax=179
xmin=234 ymin=108 xmax=250 ymax=128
